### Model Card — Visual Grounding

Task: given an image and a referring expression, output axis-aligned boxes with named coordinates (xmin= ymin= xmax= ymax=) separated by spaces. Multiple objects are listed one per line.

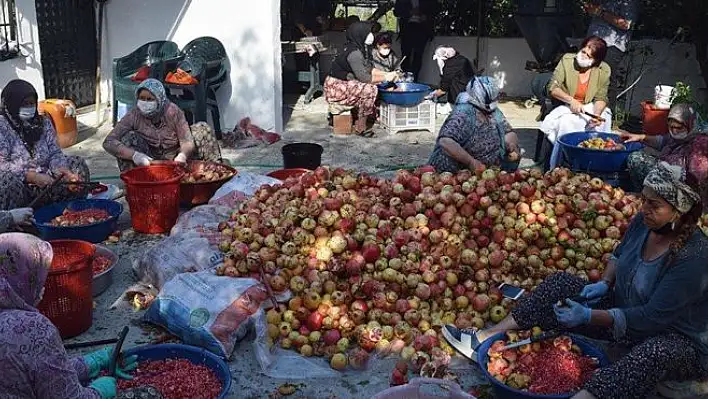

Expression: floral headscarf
xmin=644 ymin=161 xmax=701 ymax=214
xmin=135 ymin=78 xmax=169 ymax=119
xmin=667 ymin=103 xmax=698 ymax=138
xmin=456 ymin=76 xmax=507 ymax=159
xmin=0 ymin=233 xmax=53 ymax=312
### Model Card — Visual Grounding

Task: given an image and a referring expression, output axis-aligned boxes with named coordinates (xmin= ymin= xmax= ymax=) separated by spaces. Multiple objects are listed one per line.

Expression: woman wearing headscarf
xmin=428 ymin=76 xmax=520 ymax=173
xmin=325 ymin=21 xmax=400 ymax=136
xmin=623 ymin=103 xmax=708 ymax=210
xmin=0 ymin=80 xmax=90 ymax=210
xmin=103 ymin=78 xmax=221 ymax=172
xmin=540 ymin=36 xmax=613 ymax=169
xmin=0 ymin=233 xmax=138 ymax=398
xmin=429 ymin=46 xmax=475 ymax=107
xmin=443 ymin=162 xmax=708 ymax=399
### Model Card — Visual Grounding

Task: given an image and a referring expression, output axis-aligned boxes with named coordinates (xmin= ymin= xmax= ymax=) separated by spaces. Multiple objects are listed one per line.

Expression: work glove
xmin=173 ymin=152 xmax=188 ymax=163
xmin=83 ymin=347 xmax=138 ymax=380
xmin=579 ymin=281 xmax=609 ymax=300
xmin=131 ymin=151 xmax=153 ymax=167
xmin=554 ymin=299 xmax=591 ymax=328
xmin=89 ymin=376 xmax=117 ymax=399
xmin=10 ymin=208 xmax=33 ymax=226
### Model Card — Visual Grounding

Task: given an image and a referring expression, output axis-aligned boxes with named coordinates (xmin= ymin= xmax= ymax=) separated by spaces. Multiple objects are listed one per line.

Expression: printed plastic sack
xmin=171 ymin=204 xmax=232 ymax=246
xmin=209 ymin=189 xmax=247 ymax=208
xmin=145 ymin=272 xmax=268 ymax=358
xmin=133 ymin=233 xmax=224 ymax=289
xmin=211 ymin=171 xmax=281 ymax=199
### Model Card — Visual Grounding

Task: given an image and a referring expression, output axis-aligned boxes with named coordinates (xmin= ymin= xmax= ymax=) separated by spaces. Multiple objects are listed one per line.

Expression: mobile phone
xmin=499 ymin=283 xmax=525 ymax=300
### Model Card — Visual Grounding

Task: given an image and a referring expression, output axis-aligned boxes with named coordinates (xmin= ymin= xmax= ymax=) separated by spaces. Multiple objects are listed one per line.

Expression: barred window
xmin=0 ymin=0 xmax=19 ymax=61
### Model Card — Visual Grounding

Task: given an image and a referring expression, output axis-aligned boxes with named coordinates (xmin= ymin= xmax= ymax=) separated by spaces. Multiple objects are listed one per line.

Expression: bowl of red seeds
xmin=34 ymin=199 xmax=123 ymax=243
xmin=478 ymin=329 xmax=609 ymax=399
xmin=92 ymin=245 xmax=118 ymax=297
xmin=118 ymin=344 xmax=231 ymax=399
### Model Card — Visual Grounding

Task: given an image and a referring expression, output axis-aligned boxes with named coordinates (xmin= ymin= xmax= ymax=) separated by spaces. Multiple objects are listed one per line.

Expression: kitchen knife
xmin=499 ymin=330 xmax=562 ymax=351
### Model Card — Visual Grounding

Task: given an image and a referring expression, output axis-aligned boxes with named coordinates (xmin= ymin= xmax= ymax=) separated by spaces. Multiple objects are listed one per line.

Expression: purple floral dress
xmin=0 ymin=115 xmax=90 ymax=210
xmin=0 ymin=233 xmax=100 ymax=398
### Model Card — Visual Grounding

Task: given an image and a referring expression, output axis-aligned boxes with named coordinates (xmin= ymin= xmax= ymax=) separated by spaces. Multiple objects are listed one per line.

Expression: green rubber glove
xmin=83 ymin=347 xmax=138 ymax=379
xmin=89 ymin=376 xmax=117 ymax=399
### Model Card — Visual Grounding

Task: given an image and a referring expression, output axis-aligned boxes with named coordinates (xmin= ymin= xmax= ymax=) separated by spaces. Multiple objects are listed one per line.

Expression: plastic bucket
xmin=282 ymin=143 xmax=323 ymax=170
xmin=120 ymin=165 xmax=185 ymax=234
xmin=641 ymin=101 xmax=670 ymax=136
xmin=477 ymin=333 xmax=610 ymax=399
xmin=653 ymin=85 xmax=674 ymax=110
xmin=37 ymin=240 xmax=95 ymax=338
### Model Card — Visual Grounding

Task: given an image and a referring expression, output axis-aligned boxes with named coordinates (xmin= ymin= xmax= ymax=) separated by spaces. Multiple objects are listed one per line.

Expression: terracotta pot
xmin=641 ymin=100 xmax=669 ymax=136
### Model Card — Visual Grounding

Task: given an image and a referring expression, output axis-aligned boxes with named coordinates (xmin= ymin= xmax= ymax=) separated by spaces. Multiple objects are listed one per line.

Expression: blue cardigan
xmin=609 ymin=213 xmax=708 ymax=366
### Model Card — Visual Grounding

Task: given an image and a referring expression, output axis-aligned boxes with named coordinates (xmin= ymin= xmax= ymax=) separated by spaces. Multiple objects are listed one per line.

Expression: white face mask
xmin=575 ymin=52 xmax=594 ymax=69
xmin=670 ymin=129 xmax=689 ymax=140
xmin=137 ymin=100 xmax=157 ymax=115
xmin=364 ymin=33 xmax=374 ymax=46
xmin=379 ymin=48 xmax=391 ymax=57
xmin=18 ymin=106 xmax=36 ymax=121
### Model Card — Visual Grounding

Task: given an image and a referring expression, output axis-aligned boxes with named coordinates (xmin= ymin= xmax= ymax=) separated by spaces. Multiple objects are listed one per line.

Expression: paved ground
xmin=61 ymin=97 xmax=547 ymax=398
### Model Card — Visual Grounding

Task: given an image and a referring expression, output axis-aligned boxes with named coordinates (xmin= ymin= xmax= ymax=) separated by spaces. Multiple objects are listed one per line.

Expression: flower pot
xmin=641 ymin=100 xmax=669 ymax=136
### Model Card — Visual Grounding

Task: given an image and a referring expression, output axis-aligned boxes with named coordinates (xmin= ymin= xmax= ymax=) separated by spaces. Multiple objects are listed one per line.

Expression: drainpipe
xmin=94 ymin=0 xmax=109 ymax=127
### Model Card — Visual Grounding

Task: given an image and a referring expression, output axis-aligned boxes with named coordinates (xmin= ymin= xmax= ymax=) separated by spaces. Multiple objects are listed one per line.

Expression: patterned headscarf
xmin=0 ymin=79 xmax=45 ymax=152
xmin=667 ymin=103 xmax=698 ymax=138
xmin=0 ymin=233 xmax=53 ymax=312
xmin=458 ymin=76 xmax=501 ymax=113
xmin=644 ymin=161 xmax=701 ymax=214
xmin=135 ymin=78 xmax=169 ymax=119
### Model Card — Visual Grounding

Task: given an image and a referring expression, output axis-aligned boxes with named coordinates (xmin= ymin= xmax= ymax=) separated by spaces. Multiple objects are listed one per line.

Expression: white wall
xmin=101 ymin=0 xmax=283 ymax=132
xmin=317 ymin=33 xmax=705 ymax=115
xmin=0 ymin=0 xmax=45 ymax=98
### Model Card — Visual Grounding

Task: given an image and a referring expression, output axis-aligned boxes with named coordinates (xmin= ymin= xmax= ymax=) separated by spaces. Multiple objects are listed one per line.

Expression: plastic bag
xmin=145 ymin=272 xmax=268 ymax=358
xmin=208 ymin=189 xmax=247 ymax=208
xmin=132 ymin=233 xmax=225 ymax=289
xmin=211 ymin=171 xmax=281 ymax=199
xmin=170 ymin=204 xmax=232 ymax=246
xmin=252 ymin=308 xmax=340 ymax=379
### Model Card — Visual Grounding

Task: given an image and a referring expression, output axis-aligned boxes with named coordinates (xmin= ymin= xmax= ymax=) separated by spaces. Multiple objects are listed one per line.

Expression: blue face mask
xmin=18 ymin=106 xmax=36 ymax=121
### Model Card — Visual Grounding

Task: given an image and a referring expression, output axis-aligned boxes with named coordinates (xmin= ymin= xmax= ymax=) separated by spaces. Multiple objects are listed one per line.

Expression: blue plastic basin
xmin=377 ymin=82 xmax=432 ymax=106
xmin=558 ymin=132 xmax=643 ymax=173
xmin=33 ymin=199 xmax=123 ymax=243
xmin=477 ymin=332 xmax=610 ymax=399
xmin=122 ymin=343 xmax=232 ymax=399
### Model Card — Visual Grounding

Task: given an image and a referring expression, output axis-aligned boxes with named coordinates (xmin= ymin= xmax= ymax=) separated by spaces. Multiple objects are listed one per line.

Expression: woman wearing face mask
xmin=103 ymin=79 xmax=221 ymax=171
xmin=371 ymin=32 xmax=401 ymax=73
xmin=428 ymin=76 xmax=520 ymax=173
xmin=0 ymin=233 xmax=139 ymax=398
xmin=623 ymin=103 xmax=708 ymax=210
xmin=443 ymin=162 xmax=708 ymax=399
xmin=428 ymin=46 xmax=475 ymax=108
xmin=325 ymin=21 xmax=399 ymax=136
xmin=0 ymin=79 xmax=90 ymax=210
xmin=540 ymin=36 xmax=612 ymax=169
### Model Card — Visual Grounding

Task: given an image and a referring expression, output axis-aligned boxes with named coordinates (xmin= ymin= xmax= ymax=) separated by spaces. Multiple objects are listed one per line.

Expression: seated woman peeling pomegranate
xmin=443 ymin=162 xmax=708 ymax=399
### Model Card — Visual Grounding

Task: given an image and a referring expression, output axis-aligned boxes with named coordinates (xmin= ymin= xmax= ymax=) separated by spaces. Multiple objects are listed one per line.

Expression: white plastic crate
xmin=379 ymin=100 xmax=436 ymax=135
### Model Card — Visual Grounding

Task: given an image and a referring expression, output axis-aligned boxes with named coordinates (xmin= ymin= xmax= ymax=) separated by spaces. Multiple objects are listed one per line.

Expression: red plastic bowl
xmin=267 ymin=168 xmax=311 ymax=181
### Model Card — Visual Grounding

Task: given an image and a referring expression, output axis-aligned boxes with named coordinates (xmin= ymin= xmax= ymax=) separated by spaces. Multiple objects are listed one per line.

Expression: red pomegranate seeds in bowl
xmin=117 ymin=358 xmax=223 ymax=399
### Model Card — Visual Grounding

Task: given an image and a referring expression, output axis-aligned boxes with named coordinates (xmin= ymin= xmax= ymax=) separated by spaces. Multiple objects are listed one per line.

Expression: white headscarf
xmin=432 ymin=46 xmax=457 ymax=75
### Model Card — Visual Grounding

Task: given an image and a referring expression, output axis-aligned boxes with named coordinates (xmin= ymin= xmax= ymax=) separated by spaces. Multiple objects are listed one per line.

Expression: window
xmin=0 ymin=0 xmax=19 ymax=61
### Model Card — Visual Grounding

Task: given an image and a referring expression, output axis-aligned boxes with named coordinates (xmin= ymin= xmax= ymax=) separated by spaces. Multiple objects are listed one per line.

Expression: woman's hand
xmin=10 ymin=208 xmax=33 ymax=226
xmin=554 ymin=299 xmax=592 ymax=328
xmin=83 ymin=347 xmax=139 ymax=380
xmin=579 ymin=281 xmax=609 ymax=300
xmin=468 ymin=158 xmax=486 ymax=173
xmin=569 ymin=99 xmax=584 ymax=114
xmin=89 ymin=376 xmax=117 ymax=399
xmin=587 ymin=117 xmax=603 ymax=129
xmin=27 ymin=171 xmax=55 ymax=187
xmin=384 ymin=71 xmax=400 ymax=82
xmin=620 ymin=131 xmax=645 ymax=143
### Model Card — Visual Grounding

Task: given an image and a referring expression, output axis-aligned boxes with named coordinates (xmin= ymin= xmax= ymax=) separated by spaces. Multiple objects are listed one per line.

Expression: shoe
xmin=441 ymin=324 xmax=481 ymax=362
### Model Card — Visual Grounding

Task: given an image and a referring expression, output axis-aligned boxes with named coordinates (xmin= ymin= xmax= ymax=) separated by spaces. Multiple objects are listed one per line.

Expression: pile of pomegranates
xmin=487 ymin=328 xmax=599 ymax=394
xmin=214 ymin=166 xmax=640 ymax=370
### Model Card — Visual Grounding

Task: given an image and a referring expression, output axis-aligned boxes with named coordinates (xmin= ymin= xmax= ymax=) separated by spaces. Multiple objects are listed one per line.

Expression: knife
xmin=500 ymin=330 xmax=563 ymax=351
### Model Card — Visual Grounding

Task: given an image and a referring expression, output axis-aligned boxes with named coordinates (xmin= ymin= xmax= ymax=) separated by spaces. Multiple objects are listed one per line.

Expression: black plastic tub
xmin=282 ymin=143 xmax=324 ymax=170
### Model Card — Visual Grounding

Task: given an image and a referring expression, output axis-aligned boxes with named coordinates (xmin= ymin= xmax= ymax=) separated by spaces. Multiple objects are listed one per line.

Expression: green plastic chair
xmin=111 ymin=41 xmax=184 ymax=125
xmin=173 ymin=37 xmax=228 ymax=137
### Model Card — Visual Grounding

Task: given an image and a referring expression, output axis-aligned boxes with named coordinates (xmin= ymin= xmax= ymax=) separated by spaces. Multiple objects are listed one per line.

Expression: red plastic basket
xmin=266 ymin=168 xmax=311 ymax=180
xmin=121 ymin=164 xmax=185 ymax=234
xmin=37 ymin=240 xmax=96 ymax=338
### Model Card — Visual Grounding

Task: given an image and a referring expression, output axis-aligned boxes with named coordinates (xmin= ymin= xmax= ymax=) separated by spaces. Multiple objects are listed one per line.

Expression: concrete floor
xmin=60 ymin=97 xmax=547 ymax=398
